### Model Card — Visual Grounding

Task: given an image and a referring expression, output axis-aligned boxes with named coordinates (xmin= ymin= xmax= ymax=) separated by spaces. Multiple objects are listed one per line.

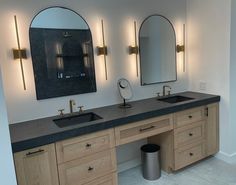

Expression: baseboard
xmin=118 ymin=157 xmax=141 ymax=173
xmin=215 ymin=151 xmax=236 ymax=164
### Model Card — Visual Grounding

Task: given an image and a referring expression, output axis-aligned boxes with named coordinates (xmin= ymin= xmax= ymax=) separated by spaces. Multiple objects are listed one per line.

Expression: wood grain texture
xmin=174 ymin=140 xmax=206 ymax=170
xmin=58 ymin=149 xmax=117 ymax=185
xmin=148 ymin=131 xmax=174 ymax=173
xmin=83 ymin=173 xmax=117 ymax=185
xmin=206 ymin=103 xmax=219 ymax=155
xmin=56 ymin=129 xmax=115 ymax=164
xmin=14 ymin=144 xmax=59 ymax=185
xmin=174 ymin=120 xmax=206 ymax=149
xmin=115 ymin=114 xmax=173 ymax=146
xmin=174 ymin=106 xmax=206 ymax=128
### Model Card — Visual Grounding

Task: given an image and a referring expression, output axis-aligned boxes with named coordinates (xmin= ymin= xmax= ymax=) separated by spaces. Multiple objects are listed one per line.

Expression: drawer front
xmin=115 ymin=114 xmax=173 ymax=146
xmin=174 ymin=141 xmax=205 ymax=170
xmin=174 ymin=106 xmax=206 ymax=128
xmin=58 ymin=149 xmax=117 ymax=185
xmin=83 ymin=173 xmax=117 ymax=185
xmin=56 ymin=129 xmax=115 ymax=163
xmin=174 ymin=121 xmax=205 ymax=148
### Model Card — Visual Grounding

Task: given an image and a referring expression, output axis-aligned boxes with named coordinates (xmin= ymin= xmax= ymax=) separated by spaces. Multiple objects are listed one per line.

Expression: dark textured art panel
xmin=29 ymin=28 xmax=97 ymax=100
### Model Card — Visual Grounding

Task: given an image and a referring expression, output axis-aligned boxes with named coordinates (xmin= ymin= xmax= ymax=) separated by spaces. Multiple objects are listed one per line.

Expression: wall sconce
xmin=176 ymin=24 xmax=186 ymax=72
xmin=12 ymin=15 xmax=27 ymax=90
xmin=96 ymin=20 xmax=108 ymax=80
xmin=128 ymin=21 xmax=139 ymax=77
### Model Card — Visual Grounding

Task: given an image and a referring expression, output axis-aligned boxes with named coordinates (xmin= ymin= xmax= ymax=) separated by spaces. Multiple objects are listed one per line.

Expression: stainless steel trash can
xmin=141 ymin=144 xmax=161 ymax=180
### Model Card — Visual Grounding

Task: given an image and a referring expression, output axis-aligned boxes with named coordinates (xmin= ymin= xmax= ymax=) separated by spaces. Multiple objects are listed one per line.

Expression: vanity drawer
xmin=174 ymin=106 xmax=206 ymax=128
xmin=83 ymin=173 xmax=117 ymax=185
xmin=174 ymin=121 xmax=205 ymax=148
xmin=58 ymin=149 xmax=117 ymax=185
xmin=174 ymin=141 xmax=206 ymax=170
xmin=115 ymin=114 xmax=173 ymax=146
xmin=56 ymin=129 xmax=115 ymax=164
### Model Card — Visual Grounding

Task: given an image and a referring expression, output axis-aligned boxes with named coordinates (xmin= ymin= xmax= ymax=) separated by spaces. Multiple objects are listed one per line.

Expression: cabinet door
xmin=206 ymin=103 xmax=219 ymax=155
xmin=14 ymin=144 xmax=59 ymax=185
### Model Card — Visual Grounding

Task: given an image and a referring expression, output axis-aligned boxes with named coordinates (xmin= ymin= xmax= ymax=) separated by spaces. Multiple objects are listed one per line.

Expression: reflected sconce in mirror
xmin=96 ymin=20 xmax=108 ymax=80
xmin=128 ymin=21 xmax=139 ymax=77
xmin=176 ymin=24 xmax=186 ymax=72
xmin=12 ymin=15 xmax=27 ymax=90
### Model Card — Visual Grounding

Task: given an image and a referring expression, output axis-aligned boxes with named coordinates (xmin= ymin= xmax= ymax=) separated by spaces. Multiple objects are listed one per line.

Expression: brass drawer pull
xmin=188 ymin=115 xmax=193 ymax=119
xmin=86 ymin=143 xmax=92 ymax=148
xmin=189 ymin=133 xmax=193 ymax=136
xmin=88 ymin=166 xmax=94 ymax=171
xmin=26 ymin=149 xmax=45 ymax=156
xmin=139 ymin=125 xmax=155 ymax=132
xmin=189 ymin=152 xmax=194 ymax=156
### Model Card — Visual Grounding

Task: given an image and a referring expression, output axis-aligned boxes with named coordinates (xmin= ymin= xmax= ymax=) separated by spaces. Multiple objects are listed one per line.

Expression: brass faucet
xmin=69 ymin=100 xmax=76 ymax=114
xmin=163 ymin=85 xmax=171 ymax=96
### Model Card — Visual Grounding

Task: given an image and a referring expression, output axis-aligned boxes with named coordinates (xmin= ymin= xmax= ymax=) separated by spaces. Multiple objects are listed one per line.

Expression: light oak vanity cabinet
xmin=56 ymin=129 xmax=117 ymax=185
xmin=13 ymin=103 xmax=219 ymax=184
xmin=149 ymin=103 xmax=219 ymax=172
xmin=14 ymin=144 xmax=59 ymax=185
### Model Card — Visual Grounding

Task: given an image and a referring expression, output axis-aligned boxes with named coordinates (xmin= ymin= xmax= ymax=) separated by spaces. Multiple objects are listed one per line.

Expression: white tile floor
xmin=118 ymin=157 xmax=236 ymax=185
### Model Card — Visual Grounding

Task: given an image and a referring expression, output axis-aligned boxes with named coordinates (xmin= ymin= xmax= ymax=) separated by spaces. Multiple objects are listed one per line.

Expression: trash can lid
xmin=141 ymin=144 xmax=160 ymax=153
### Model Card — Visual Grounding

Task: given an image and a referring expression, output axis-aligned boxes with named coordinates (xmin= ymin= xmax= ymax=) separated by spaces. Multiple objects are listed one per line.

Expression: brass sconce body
xmin=96 ymin=20 xmax=108 ymax=80
xmin=176 ymin=24 xmax=186 ymax=72
xmin=97 ymin=46 xmax=107 ymax=56
xmin=176 ymin=45 xmax=185 ymax=53
xmin=13 ymin=15 xmax=27 ymax=90
xmin=128 ymin=46 xmax=139 ymax=55
xmin=128 ymin=21 xmax=139 ymax=77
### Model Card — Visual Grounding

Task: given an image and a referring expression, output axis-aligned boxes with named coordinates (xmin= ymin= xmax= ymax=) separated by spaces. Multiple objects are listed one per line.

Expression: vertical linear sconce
xmin=96 ymin=20 xmax=108 ymax=80
xmin=176 ymin=24 xmax=186 ymax=72
xmin=128 ymin=21 xmax=139 ymax=77
xmin=12 ymin=15 xmax=27 ymax=90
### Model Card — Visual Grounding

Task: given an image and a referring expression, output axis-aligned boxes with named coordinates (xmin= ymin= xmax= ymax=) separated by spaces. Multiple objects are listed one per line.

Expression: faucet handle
xmin=167 ymin=90 xmax=171 ymax=96
xmin=78 ymin=106 xmax=84 ymax=113
xmin=58 ymin=109 xmax=65 ymax=116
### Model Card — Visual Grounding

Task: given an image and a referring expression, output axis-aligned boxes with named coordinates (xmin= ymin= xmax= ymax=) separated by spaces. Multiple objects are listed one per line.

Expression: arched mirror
xmin=29 ymin=7 xmax=96 ymax=100
xmin=139 ymin=15 xmax=177 ymax=85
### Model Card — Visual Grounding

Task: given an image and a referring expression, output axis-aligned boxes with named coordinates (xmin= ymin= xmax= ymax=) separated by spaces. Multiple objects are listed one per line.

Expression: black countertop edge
xmin=11 ymin=93 xmax=220 ymax=153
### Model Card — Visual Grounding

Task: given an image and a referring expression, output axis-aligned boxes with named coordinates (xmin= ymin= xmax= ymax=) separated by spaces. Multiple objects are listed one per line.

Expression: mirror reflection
xmin=139 ymin=15 xmax=177 ymax=85
xmin=29 ymin=7 xmax=96 ymax=100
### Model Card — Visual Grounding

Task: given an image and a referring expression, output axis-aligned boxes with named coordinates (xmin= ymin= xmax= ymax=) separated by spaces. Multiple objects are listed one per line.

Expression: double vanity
xmin=10 ymin=91 xmax=220 ymax=185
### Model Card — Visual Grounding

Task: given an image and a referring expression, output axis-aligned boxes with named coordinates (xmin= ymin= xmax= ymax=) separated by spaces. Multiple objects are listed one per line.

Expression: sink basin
xmin=158 ymin=95 xmax=194 ymax=104
xmin=53 ymin=112 xmax=102 ymax=128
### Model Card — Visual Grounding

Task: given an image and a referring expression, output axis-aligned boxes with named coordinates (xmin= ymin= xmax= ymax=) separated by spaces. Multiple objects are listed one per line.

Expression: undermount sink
xmin=53 ymin=112 xmax=103 ymax=128
xmin=158 ymin=95 xmax=194 ymax=104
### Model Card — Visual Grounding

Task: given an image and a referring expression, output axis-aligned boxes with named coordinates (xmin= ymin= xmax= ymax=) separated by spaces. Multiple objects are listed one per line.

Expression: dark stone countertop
xmin=9 ymin=91 xmax=220 ymax=153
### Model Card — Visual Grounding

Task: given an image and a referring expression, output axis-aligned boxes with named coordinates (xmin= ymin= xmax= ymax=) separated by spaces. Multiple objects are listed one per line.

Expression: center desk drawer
xmin=115 ymin=114 xmax=173 ymax=146
xmin=58 ymin=149 xmax=117 ymax=185
xmin=56 ymin=129 xmax=115 ymax=164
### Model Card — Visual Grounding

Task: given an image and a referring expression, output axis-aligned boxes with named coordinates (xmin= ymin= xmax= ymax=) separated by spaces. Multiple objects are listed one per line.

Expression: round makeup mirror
xmin=117 ymin=78 xmax=133 ymax=108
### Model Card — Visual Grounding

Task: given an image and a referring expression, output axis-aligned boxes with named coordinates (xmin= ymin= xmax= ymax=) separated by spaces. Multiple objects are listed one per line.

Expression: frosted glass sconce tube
xmin=96 ymin=20 xmax=108 ymax=80
xmin=128 ymin=21 xmax=139 ymax=77
xmin=176 ymin=24 xmax=186 ymax=72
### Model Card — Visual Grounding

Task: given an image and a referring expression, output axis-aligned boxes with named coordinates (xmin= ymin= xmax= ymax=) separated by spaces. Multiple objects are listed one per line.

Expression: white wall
xmin=0 ymin=66 xmax=17 ymax=184
xmin=0 ymin=0 xmax=187 ymax=124
xmin=0 ymin=0 xmax=187 ymax=172
xmin=186 ymin=0 xmax=234 ymax=161
xmin=230 ymin=0 xmax=236 ymax=157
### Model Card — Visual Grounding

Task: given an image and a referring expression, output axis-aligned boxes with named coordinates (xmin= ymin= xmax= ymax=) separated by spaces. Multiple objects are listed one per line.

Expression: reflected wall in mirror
xmin=29 ymin=7 xmax=96 ymax=100
xmin=139 ymin=15 xmax=177 ymax=85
